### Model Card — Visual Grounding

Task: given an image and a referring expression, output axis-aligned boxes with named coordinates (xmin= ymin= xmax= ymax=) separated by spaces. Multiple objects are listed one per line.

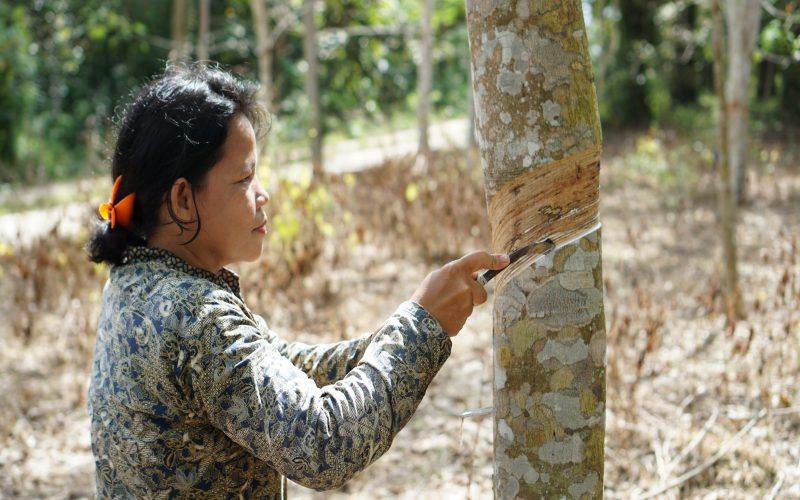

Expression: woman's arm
xmin=185 ymin=290 xmax=451 ymax=491
xmin=252 ymin=314 xmax=375 ymax=387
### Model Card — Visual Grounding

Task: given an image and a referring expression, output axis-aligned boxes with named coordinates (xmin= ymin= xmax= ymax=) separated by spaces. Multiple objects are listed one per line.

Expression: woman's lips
xmin=254 ymin=222 xmax=267 ymax=234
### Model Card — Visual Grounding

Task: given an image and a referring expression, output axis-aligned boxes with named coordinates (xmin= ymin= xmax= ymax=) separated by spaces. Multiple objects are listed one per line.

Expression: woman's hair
xmin=86 ymin=62 xmax=268 ymax=266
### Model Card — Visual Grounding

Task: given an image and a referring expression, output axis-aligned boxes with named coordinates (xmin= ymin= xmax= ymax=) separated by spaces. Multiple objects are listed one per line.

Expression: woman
xmin=86 ymin=64 xmax=509 ymax=498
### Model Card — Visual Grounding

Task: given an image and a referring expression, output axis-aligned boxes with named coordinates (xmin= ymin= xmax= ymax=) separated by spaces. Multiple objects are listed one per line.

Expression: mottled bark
xmin=712 ymin=0 xmax=743 ymax=320
xmin=303 ymin=0 xmax=323 ymax=178
xmin=197 ymin=0 xmax=210 ymax=62
xmin=725 ymin=0 xmax=761 ymax=204
xmin=466 ymin=1 xmax=606 ymax=498
xmin=417 ymin=0 xmax=434 ymax=164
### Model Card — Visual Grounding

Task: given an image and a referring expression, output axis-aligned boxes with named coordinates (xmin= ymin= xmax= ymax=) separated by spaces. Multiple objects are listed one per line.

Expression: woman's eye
xmin=240 ymin=173 xmax=253 ymax=183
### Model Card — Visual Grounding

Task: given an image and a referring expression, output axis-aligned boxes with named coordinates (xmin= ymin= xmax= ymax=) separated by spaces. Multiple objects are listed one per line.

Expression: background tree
xmin=250 ymin=0 xmax=273 ymax=153
xmin=169 ymin=0 xmax=189 ymax=63
xmin=712 ymin=0 xmax=743 ymax=321
xmin=725 ymin=0 xmax=762 ymax=204
xmin=197 ymin=0 xmax=210 ymax=62
xmin=416 ymin=0 xmax=433 ymax=169
xmin=1 ymin=0 xmax=798 ymax=184
xmin=250 ymin=0 xmax=298 ymax=154
xmin=303 ymin=0 xmax=322 ymax=178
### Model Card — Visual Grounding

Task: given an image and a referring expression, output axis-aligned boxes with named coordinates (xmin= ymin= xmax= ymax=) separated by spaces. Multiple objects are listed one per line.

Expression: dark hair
xmin=86 ymin=62 xmax=268 ymax=266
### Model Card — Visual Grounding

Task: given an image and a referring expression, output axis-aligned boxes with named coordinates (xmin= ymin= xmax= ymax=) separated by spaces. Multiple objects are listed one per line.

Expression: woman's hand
xmin=411 ymin=251 xmax=510 ymax=337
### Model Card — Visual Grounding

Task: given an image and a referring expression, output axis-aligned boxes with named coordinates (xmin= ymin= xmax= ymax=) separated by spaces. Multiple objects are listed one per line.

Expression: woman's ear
xmin=168 ymin=177 xmax=198 ymax=224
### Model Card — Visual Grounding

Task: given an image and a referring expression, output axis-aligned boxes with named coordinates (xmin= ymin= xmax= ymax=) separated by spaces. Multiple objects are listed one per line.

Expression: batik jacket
xmin=88 ymin=245 xmax=452 ymax=499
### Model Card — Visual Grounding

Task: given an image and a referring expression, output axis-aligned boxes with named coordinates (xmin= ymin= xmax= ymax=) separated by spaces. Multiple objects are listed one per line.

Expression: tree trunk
xmin=251 ymin=0 xmax=274 ymax=152
xmin=169 ymin=0 xmax=189 ymax=64
xmin=197 ymin=0 xmax=210 ymax=62
xmin=712 ymin=0 xmax=743 ymax=321
xmin=466 ymin=66 xmax=479 ymax=172
xmin=467 ymin=66 xmax=477 ymax=150
xmin=466 ymin=1 xmax=606 ymax=497
xmin=416 ymin=0 xmax=434 ymax=167
xmin=303 ymin=0 xmax=323 ymax=178
xmin=725 ymin=0 xmax=761 ymax=204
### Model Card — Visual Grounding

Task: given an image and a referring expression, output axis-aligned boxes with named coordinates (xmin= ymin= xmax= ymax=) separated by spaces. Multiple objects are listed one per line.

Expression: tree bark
xmin=466 ymin=1 xmax=606 ymax=497
xmin=303 ymin=0 xmax=323 ymax=178
xmin=197 ymin=0 xmax=210 ymax=62
xmin=417 ymin=0 xmax=434 ymax=167
xmin=251 ymin=0 xmax=274 ymax=152
xmin=712 ymin=0 xmax=743 ymax=321
xmin=467 ymin=66 xmax=477 ymax=150
xmin=169 ymin=0 xmax=189 ymax=64
xmin=725 ymin=0 xmax=761 ymax=204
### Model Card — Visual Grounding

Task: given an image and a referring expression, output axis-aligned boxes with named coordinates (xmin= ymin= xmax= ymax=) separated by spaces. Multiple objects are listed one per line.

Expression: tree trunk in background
xmin=303 ymin=0 xmax=323 ymax=178
xmin=169 ymin=0 xmax=189 ymax=64
xmin=712 ymin=0 xmax=743 ymax=321
xmin=467 ymin=1 xmax=606 ymax=497
xmin=416 ymin=0 xmax=433 ymax=168
xmin=725 ymin=0 xmax=761 ymax=204
xmin=197 ymin=0 xmax=210 ymax=62
xmin=251 ymin=0 xmax=274 ymax=152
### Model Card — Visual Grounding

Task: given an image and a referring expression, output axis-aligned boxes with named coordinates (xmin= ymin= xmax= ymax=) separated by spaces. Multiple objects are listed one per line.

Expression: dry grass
xmin=0 ymin=131 xmax=798 ymax=498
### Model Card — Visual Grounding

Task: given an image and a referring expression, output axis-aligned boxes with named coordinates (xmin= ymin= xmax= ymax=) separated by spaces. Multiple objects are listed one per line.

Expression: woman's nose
xmin=256 ymin=187 xmax=269 ymax=206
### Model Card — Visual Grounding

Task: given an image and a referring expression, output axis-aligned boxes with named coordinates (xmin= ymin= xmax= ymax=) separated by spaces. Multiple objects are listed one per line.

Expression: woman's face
xmin=192 ymin=113 xmax=270 ymax=268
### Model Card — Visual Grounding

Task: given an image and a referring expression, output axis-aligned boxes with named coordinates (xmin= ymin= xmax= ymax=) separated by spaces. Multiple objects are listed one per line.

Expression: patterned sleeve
xmin=186 ymin=291 xmax=452 ymax=491
xmin=252 ymin=314 xmax=375 ymax=387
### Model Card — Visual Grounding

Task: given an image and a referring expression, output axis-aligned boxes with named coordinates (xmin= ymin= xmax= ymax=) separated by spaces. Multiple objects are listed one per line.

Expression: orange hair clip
xmin=98 ymin=175 xmax=135 ymax=229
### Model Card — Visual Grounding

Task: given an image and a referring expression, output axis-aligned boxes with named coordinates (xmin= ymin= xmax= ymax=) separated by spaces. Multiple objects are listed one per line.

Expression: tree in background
xmin=416 ymin=0 xmax=433 ymax=170
xmin=303 ymin=0 xmax=323 ymax=178
xmin=726 ymin=0 xmax=762 ymax=204
xmin=712 ymin=0 xmax=744 ymax=321
xmin=467 ymin=0 xmax=606 ymax=496
xmin=197 ymin=0 xmax=210 ymax=62
xmin=2 ymin=0 xmax=798 ymax=184
xmin=250 ymin=0 xmax=299 ymax=150
xmin=169 ymin=0 xmax=189 ymax=63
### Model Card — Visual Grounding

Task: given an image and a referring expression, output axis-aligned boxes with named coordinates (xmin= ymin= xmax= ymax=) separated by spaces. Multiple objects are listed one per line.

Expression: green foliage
xmin=268 ymin=170 xmax=338 ymax=271
xmin=754 ymin=2 xmax=800 ymax=126
xmin=0 ymin=5 xmax=37 ymax=178
xmin=1 ymin=0 xmax=799 ymax=184
xmin=760 ymin=18 xmax=796 ymax=56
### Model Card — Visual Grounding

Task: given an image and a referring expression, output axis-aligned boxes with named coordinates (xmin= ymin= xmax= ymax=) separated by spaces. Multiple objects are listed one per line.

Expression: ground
xmin=0 ymin=130 xmax=798 ymax=498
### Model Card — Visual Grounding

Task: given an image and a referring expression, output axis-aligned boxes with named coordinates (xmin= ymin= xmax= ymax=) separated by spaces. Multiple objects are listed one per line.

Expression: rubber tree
xmin=169 ymin=0 xmax=189 ymax=64
xmin=251 ymin=0 xmax=274 ymax=153
xmin=417 ymin=0 xmax=434 ymax=167
xmin=725 ymin=0 xmax=761 ymax=204
xmin=251 ymin=1 xmax=298 ymax=154
xmin=197 ymin=0 xmax=210 ymax=62
xmin=466 ymin=1 xmax=606 ymax=497
xmin=712 ymin=0 xmax=743 ymax=320
xmin=303 ymin=0 xmax=323 ymax=178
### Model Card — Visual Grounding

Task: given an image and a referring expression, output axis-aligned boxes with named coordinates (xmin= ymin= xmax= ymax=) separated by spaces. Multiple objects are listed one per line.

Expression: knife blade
xmin=477 ymin=238 xmax=555 ymax=286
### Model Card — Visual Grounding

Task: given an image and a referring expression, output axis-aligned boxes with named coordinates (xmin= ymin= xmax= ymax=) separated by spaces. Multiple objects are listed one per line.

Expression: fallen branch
xmin=665 ymin=407 xmax=719 ymax=475
xmin=636 ymin=408 xmax=767 ymax=499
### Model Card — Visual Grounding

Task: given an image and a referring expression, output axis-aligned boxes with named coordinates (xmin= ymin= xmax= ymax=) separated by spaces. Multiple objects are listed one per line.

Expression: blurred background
xmin=0 ymin=0 xmax=798 ymax=498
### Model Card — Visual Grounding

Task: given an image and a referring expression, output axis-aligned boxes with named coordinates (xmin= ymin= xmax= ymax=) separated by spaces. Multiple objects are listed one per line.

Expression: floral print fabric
xmin=88 ymin=245 xmax=451 ymax=498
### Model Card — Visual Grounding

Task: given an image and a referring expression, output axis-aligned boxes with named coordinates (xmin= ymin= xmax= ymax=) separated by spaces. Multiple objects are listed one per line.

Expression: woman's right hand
xmin=410 ymin=251 xmax=510 ymax=337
